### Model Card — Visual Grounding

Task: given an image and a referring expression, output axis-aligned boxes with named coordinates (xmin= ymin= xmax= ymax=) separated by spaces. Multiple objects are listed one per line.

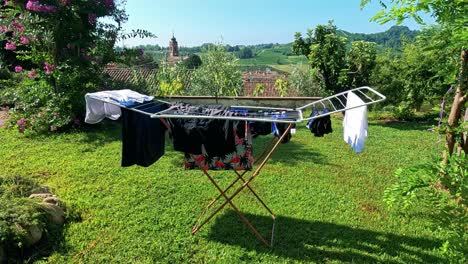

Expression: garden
xmin=0 ymin=0 xmax=466 ymax=263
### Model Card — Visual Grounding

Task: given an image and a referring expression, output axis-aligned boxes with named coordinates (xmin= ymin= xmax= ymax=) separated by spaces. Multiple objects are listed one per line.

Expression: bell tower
xmin=169 ymin=32 xmax=179 ymax=57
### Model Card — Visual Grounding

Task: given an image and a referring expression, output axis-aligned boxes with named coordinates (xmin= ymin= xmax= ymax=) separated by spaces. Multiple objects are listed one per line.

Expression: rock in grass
xmin=42 ymin=196 xmax=61 ymax=206
xmin=25 ymin=225 xmax=42 ymax=246
xmin=39 ymin=203 xmax=65 ymax=225
xmin=29 ymin=193 xmax=53 ymax=199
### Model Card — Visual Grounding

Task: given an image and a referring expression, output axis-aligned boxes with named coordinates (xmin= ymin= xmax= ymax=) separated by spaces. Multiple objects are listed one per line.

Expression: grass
xmin=0 ymin=118 xmax=446 ymax=263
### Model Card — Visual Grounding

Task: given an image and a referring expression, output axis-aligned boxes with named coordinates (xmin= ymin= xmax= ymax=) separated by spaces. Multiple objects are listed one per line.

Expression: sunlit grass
xmin=0 ymin=118 xmax=445 ymax=263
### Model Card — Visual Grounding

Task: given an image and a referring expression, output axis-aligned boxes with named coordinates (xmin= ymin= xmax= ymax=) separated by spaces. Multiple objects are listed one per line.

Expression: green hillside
xmin=237 ymin=45 xmax=308 ymax=73
xmin=140 ymin=26 xmax=419 ymax=73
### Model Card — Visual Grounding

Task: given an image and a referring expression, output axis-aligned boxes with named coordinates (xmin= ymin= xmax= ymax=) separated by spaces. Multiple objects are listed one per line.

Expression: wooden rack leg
xmin=191 ymin=124 xmax=292 ymax=247
xmin=192 ymin=137 xmax=278 ymax=231
xmin=201 ymin=170 xmax=270 ymax=247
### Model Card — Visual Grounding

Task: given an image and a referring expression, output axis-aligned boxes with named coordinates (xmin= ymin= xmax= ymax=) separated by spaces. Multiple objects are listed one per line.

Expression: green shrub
xmin=392 ymin=103 xmax=415 ymax=121
xmin=0 ymin=175 xmax=41 ymax=199
xmin=253 ymin=83 xmax=266 ymax=97
xmin=384 ymin=153 xmax=467 ymax=263
xmin=0 ymin=175 xmax=46 ymax=256
xmin=0 ymin=198 xmax=45 ymax=250
xmin=8 ymin=79 xmax=73 ymax=133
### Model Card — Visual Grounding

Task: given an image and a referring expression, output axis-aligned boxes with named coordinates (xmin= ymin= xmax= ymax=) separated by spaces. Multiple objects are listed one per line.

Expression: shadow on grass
xmin=77 ymin=121 xmax=122 ymax=150
xmin=208 ymin=210 xmax=442 ymax=263
xmin=252 ymin=136 xmax=330 ymax=166
xmin=373 ymin=120 xmax=435 ymax=131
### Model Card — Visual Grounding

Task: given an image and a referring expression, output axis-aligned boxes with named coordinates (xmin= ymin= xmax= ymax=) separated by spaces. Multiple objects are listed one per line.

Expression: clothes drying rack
xmin=87 ymin=86 xmax=385 ymax=247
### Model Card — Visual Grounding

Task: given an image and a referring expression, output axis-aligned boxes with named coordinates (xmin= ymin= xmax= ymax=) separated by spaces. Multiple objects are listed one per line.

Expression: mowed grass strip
xmin=0 ymin=119 xmax=445 ymax=263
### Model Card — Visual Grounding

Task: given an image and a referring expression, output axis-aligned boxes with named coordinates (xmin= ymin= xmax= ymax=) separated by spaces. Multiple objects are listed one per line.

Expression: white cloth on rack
xmin=85 ymin=89 xmax=154 ymax=124
xmin=343 ymin=91 xmax=368 ymax=153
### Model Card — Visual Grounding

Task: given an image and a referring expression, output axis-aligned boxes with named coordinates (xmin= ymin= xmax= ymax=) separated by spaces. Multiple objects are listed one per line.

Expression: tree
xmin=274 ymin=78 xmax=289 ymax=97
xmin=361 ymin=0 xmax=467 ymax=161
xmin=362 ymin=1 xmax=467 ymax=260
xmin=347 ymin=41 xmax=377 ymax=87
xmin=289 ymin=65 xmax=323 ymax=96
xmin=292 ymin=32 xmax=310 ymax=56
xmin=0 ymin=0 xmax=154 ymax=132
xmin=184 ymin=54 xmax=202 ymax=69
xmin=189 ymin=45 xmax=243 ymax=100
xmin=237 ymin=47 xmax=253 ymax=59
xmin=293 ymin=22 xmax=348 ymax=94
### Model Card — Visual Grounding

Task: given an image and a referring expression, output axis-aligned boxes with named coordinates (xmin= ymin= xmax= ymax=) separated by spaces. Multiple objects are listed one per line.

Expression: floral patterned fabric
xmin=184 ymin=121 xmax=254 ymax=171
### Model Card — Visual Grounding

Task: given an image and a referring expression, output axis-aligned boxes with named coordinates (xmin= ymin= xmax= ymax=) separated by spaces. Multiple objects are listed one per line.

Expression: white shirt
xmin=85 ymin=89 xmax=154 ymax=124
xmin=343 ymin=91 xmax=368 ymax=153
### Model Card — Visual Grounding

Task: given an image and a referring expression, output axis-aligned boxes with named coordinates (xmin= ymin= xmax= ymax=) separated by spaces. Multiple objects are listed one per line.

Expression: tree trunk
xmin=443 ymin=49 xmax=468 ymax=164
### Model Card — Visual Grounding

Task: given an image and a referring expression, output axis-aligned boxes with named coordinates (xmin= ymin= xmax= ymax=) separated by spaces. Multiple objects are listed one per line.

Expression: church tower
xmin=169 ymin=33 xmax=179 ymax=57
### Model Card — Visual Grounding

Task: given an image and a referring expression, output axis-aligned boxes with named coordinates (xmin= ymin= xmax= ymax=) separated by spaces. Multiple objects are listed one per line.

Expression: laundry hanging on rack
xmin=85 ymin=89 xmax=154 ymax=124
xmin=167 ymin=103 xmax=237 ymax=157
xmin=343 ymin=91 xmax=368 ymax=153
xmin=183 ymin=121 xmax=254 ymax=170
xmin=307 ymin=107 xmax=333 ymax=137
xmin=121 ymin=102 xmax=169 ymax=167
xmin=250 ymin=121 xmax=293 ymax=143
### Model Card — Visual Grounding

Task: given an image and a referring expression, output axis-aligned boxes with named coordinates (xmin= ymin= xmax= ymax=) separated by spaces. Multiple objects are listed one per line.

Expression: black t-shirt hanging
xmin=121 ymin=103 xmax=168 ymax=167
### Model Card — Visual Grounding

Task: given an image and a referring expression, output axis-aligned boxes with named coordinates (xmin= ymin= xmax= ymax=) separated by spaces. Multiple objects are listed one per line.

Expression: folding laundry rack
xmin=88 ymin=86 xmax=385 ymax=247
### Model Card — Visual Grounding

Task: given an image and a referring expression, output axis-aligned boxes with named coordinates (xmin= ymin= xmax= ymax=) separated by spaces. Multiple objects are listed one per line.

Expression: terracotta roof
xmin=103 ymin=66 xmax=158 ymax=87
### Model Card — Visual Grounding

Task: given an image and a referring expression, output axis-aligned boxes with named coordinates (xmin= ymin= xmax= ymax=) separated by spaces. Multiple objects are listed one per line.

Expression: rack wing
xmin=297 ymin=86 xmax=386 ymax=121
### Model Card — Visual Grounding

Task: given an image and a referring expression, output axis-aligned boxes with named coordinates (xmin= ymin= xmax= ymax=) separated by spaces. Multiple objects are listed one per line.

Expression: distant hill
xmin=137 ymin=26 xmax=419 ymax=73
xmin=338 ymin=25 xmax=419 ymax=50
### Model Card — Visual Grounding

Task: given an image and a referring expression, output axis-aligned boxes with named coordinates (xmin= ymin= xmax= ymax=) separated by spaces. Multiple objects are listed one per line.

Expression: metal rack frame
xmin=86 ymin=86 xmax=385 ymax=247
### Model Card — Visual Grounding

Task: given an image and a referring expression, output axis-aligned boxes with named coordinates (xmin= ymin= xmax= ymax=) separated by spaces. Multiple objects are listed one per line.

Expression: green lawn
xmin=0 ymin=119 xmax=446 ymax=263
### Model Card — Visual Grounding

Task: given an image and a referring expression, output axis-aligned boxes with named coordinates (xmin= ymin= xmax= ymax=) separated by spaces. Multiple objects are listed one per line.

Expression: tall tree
xmin=190 ymin=45 xmax=243 ymax=100
xmin=293 ymin=21 xmax=348 ymax=94
xmin=347 ymin=41 xmax=377 ymax=87
xmin=361 ymin=0 xmax=467 ymax=161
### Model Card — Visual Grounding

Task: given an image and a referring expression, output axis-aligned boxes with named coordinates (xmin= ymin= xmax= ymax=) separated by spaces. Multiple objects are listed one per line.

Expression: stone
xmin=29 ymin=193 xmax=53 ymax=199
xmin=25 ymin=225 xmax=42 ymax=246
xmin=39 ymin=203 xmax=65 ymax=225
xmin=42 ymin=196 xmax=61 ymax=206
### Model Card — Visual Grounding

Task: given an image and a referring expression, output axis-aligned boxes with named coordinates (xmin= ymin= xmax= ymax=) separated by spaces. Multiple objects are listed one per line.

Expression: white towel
xmin=85 ymin=89 xmax=154 ymax=124
xmin=343 ymin=91 xmax=368 ymax=153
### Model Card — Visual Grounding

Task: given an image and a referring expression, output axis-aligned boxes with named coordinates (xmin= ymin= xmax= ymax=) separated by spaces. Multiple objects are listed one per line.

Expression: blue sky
xmin=119 ymin=0 xmax=433 ymax=47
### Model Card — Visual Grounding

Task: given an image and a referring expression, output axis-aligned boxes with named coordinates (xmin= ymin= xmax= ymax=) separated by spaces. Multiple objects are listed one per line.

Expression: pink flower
xmin=5 ymin=42 xmax=16 ymax=50
xmin=15 ymin=25 xmax=25 ymax=32
xmin=17 ymin=118 xmax=28 ymax=133
xmin=12 ymin=20 xmax=25 ymax=32
xmin=40 ymin=5 xmax=57 ymax=12
xmin=61 ymin=0 xmax=71 ymax=5
xmin=26 ymin=0 xmax=40 ymax=11
xmin=14 ymin=65 xmax=23 ymax=72
xmin=88 ymin=13 xmax=97 ymax=25
xmin=0 ymin=26 xmax=8 ymax=32
xmin=43 ymin=62 xmax=55 ymax=75
xmin=26 ymin=0 xmax=57 ymax=13
xmin=20 ymin=36 xmax=29 ymax=45
xmin=28 ymin=70 xmax=36 ymax=78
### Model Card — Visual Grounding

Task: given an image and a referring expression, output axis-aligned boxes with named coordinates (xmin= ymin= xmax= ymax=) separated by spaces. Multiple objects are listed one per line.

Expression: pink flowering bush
xmin=0 ymin=0 xmax=153 ymax=133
